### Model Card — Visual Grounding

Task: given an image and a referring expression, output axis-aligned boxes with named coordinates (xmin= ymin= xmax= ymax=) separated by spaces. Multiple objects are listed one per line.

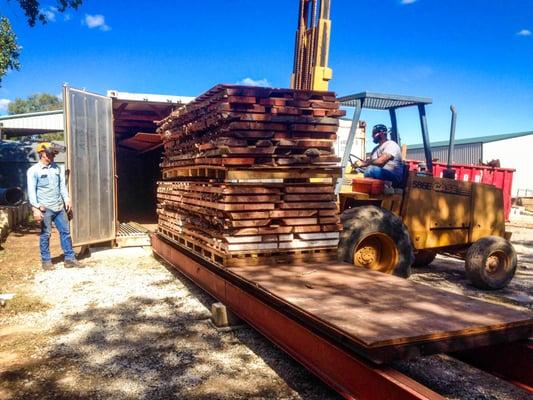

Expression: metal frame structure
xmin=152 ymin=234 xmax=533 ymax=397
xmin=63 ymin=86 xmax=192 ymax=247
xmin=63 ymin=85 xmax=117 ymax=247
xmin=335 ymin=92 xmax=433 ymax=194
xmin=152 ymin=234 xmax=445 ymax=400
xmin=291 ymin=0 xmax=333 ymax=91
xmin=454 ymin=341 xmax=533 ymax=392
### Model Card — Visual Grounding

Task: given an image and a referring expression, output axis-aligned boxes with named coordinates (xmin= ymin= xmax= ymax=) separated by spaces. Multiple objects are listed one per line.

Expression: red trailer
xmin=406 ymin=160 xmax=515 ymax=220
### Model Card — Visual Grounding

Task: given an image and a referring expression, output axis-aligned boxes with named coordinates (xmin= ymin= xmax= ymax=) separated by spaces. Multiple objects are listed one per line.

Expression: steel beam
xmin=389 ymin=108 xmax=399 ymax=144
xmin=453 ymin=340 xmax=533 ymax=393
xmin=418 ymin=104 xmax=433 ymax=173
xmin=152 ymin=234 xmax=444 ymax=400
xmin=335 ymin=99 xmax=362 ymax=195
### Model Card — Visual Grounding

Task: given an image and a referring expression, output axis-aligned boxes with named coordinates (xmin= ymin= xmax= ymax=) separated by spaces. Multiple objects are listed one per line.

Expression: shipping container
xmin=63 ymin=86 xmax=194 ymax=246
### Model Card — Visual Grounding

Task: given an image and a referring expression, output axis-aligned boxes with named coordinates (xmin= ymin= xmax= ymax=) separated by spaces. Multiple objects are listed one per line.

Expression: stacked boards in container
xmin=156 ymin=84 xmax=345 ymax=267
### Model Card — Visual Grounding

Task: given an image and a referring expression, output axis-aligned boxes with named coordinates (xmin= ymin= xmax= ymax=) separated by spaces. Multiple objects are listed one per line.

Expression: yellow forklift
xmin=291 ymin=0 xmax=517 ymax=289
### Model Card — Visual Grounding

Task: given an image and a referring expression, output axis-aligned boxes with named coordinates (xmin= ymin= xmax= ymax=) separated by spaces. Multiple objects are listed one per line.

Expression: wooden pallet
xmin=158 ymin=217 xmax=340 ymax=252
xmin=161 ymin=165 xmax=341 ymax=181
xmin=157 ymin=230 xmax=338 ymax=268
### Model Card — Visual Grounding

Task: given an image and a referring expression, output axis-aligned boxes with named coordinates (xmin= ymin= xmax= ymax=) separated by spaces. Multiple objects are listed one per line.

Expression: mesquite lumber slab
xmin=156 ymin=85 xmax=345 ymax=266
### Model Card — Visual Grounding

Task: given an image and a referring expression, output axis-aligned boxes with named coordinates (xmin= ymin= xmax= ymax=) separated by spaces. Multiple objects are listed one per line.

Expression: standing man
xmin=359 ymin=124 xmax=404 ymax=187
xmin=27 ymin=142 xmax=82 ymax=270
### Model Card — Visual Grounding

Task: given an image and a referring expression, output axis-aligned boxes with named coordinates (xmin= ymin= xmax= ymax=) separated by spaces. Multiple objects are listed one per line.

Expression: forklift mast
xmin=291 ymin=0 xmax=333 ymax=91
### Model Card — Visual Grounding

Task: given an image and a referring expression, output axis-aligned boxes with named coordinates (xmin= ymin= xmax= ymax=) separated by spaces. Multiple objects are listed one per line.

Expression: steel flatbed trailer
xmin=152 ymin=234 xmax=533 ymax=399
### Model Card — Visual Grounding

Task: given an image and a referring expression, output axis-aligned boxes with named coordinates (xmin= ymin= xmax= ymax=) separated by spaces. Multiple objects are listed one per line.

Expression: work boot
xmin=64 ymin=259 xmax=84 ymax=268
xmin=42 ymin=261 xmax=55 ymax=271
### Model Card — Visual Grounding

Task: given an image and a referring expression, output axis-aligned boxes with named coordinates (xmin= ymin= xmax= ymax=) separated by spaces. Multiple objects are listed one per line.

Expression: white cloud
xmin=41 ymin=6 xmax=58 ymax=22
xmin=400 ymin=0 xmax=417 ymax=4
xmin=83 ymin=14 xmax=111 ymax=31
xmin=517 ymin=29 xmax=531 ymax=36
xmin=237 ymin=77 xmax=271 ymax=87
xmin=0 ymin=99 xmax=11 ymax=114
xmin=64 ymin=13 xmax=72 ymax=22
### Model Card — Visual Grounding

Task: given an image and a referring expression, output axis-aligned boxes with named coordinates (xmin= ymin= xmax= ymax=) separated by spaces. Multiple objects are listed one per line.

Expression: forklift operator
xmin=359 ymin=124 xmax=404 ymax=187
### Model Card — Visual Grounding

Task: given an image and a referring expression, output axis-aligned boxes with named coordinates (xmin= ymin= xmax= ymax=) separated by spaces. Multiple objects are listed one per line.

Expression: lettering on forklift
xmin=412 ymin=180 xmax=433 ymax=191
xmin=412 ymin=180 xmax=471 ymax=196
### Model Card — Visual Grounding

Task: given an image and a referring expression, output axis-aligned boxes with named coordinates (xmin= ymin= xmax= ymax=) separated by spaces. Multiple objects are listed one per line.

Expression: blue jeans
xmin=364 ymin=165 xmax=401 ymax=187
xmin=40 ymin=208 xmax=76 ymax=262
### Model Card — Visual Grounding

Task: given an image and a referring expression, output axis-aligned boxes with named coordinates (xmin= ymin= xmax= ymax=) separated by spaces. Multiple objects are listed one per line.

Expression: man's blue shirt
xmin=27 ymin=161 xmax=70 ymax=212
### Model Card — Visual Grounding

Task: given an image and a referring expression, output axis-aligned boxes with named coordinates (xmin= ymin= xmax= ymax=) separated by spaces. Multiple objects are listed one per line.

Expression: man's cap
xmin=372 ymin=124 xmax=388 ymax=135
xmin=36 ymin=142 xmax=58 ymax=155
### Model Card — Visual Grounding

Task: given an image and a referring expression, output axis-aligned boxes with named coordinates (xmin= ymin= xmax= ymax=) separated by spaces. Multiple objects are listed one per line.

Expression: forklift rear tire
xmin=465 ymin=236 xmax=517 ymax=290
xmin=339 ymin=206 xmax=414 ymax=278
xmin=412 ymin=250 xmax=437 ymax=268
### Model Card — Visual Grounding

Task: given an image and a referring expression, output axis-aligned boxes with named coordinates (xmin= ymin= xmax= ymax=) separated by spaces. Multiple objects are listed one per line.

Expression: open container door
xmin=63 ymin=85 xmax=116 ymax=246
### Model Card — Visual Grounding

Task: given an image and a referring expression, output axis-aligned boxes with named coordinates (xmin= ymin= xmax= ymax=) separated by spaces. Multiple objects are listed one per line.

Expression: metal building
xmin=406 ymin=131 xmax=533 ymax=196
xmin=0 ymin=110 xmax=63 ymax=138
xmin=0 ymin=88 xmax=194 ymax=248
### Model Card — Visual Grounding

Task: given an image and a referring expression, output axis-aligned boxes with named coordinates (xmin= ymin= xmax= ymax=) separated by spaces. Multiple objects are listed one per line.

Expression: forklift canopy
xmin=335 ymin=92 xmax=434 ymax=193
xmin=339 ymin=92 xmax=432 ymax=110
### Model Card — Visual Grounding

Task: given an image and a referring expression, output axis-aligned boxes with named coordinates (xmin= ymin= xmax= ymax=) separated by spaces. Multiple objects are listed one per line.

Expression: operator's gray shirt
xmin=370 ymin=140 xmax=403 ymax=178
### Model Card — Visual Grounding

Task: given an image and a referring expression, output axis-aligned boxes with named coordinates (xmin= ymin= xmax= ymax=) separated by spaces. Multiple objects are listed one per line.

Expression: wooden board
xmin=155 ymin=84 xmax=345 ymax=265
xmin=230 ymin=262 xmax=533 ymax=361
xmin=157 ymin=84 xmax=344 ymax=171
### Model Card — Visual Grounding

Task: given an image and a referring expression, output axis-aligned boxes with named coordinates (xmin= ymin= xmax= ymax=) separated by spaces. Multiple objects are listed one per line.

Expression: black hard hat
xmin=372 ymin=124 xmax=388 ymax=135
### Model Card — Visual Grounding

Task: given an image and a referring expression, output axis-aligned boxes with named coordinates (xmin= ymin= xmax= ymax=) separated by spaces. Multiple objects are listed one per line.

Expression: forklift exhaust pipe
xmin=443 ymin=105 xmax=457 ymax=179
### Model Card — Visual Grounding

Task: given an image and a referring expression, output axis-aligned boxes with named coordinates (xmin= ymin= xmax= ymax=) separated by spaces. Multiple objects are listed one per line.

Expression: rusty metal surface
xmin=153 ymin=233 xmax=533 ymax=364
xmin=231 ymin=263 xmax=533 ymax=349
xmin=453 ymin=340 xmax=533 ymax=393
xmin=152 ymin=234 xmax=444 ymax=400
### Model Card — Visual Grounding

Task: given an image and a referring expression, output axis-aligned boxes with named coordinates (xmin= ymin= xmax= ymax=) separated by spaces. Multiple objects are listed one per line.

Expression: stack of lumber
xmin=156 ymin=84 xmax=345 ymax=267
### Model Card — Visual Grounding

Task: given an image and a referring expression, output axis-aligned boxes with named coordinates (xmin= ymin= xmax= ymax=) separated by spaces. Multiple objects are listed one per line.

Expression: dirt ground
xmin=0 ymin=223 xmax=531 ymax=400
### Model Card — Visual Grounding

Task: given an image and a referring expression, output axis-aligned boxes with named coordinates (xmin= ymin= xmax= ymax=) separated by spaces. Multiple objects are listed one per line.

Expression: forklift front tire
xmin=339 ymin=206 xmax=414 ymax=278
xmin=465 ymin=236 xmax=517 ymax=290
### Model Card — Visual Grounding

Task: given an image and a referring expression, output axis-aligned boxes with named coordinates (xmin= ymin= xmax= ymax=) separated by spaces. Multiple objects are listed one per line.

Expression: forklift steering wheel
xmin=349 ymin=154 xmax=365 ymax=170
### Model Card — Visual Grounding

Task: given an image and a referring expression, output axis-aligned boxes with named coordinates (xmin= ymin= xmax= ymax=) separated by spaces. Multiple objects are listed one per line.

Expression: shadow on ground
xmin=0 ymin=261 xmax=339 ymax=400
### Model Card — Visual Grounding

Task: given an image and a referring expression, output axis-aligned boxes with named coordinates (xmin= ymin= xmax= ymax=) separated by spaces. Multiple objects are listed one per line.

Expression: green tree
xmin=0 ymin=17 xmax=21 ymax=86
xmin=8 ymin=93 xmax=63 ymax=114
xmin=0 ymin=1 xmax=83 ymax=86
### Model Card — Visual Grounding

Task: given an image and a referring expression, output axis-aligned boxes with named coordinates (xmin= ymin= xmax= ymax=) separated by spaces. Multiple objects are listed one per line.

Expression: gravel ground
xmin=393 ymin=224 xmax=533 ymax=400
xmin=409 ymin=225 xmax=533 ymax=310
xmin=0 ymin=224 xmax=532 ymax=400
xmin=1 ymin=241 xmax=337 ymax=400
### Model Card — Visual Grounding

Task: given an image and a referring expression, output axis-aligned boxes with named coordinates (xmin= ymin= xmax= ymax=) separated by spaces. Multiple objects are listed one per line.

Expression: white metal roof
xmin=407 ymin=131 xmax=533 ymax=150
xmin=0 ymin=91 xmax=196 ymax=137
xmin=0 ymin=110 xmax=64 ymax=133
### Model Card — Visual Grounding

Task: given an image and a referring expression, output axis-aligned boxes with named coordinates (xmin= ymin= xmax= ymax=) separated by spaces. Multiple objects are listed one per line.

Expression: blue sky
xmin=1 ymin=0 xmax=532 ymax=145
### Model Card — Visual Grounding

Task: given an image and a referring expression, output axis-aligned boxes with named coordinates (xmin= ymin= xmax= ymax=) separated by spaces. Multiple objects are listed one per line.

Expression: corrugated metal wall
xmin=406 ymin=143 xmax=482 ymax=164
xmin=483 ymin=135 xmax=533 ymax=195
xmin=65 ymin=87 xmax=115 ymax=246
xmin=0 ymin=111 xmax=63 ymax=131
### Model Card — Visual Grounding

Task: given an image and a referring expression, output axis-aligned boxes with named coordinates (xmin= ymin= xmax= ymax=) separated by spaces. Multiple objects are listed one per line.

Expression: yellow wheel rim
xmin=353 ymin=233 xmax=399 ymax=274
xmin=485 ymin=250 xmax=508 ymax=280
